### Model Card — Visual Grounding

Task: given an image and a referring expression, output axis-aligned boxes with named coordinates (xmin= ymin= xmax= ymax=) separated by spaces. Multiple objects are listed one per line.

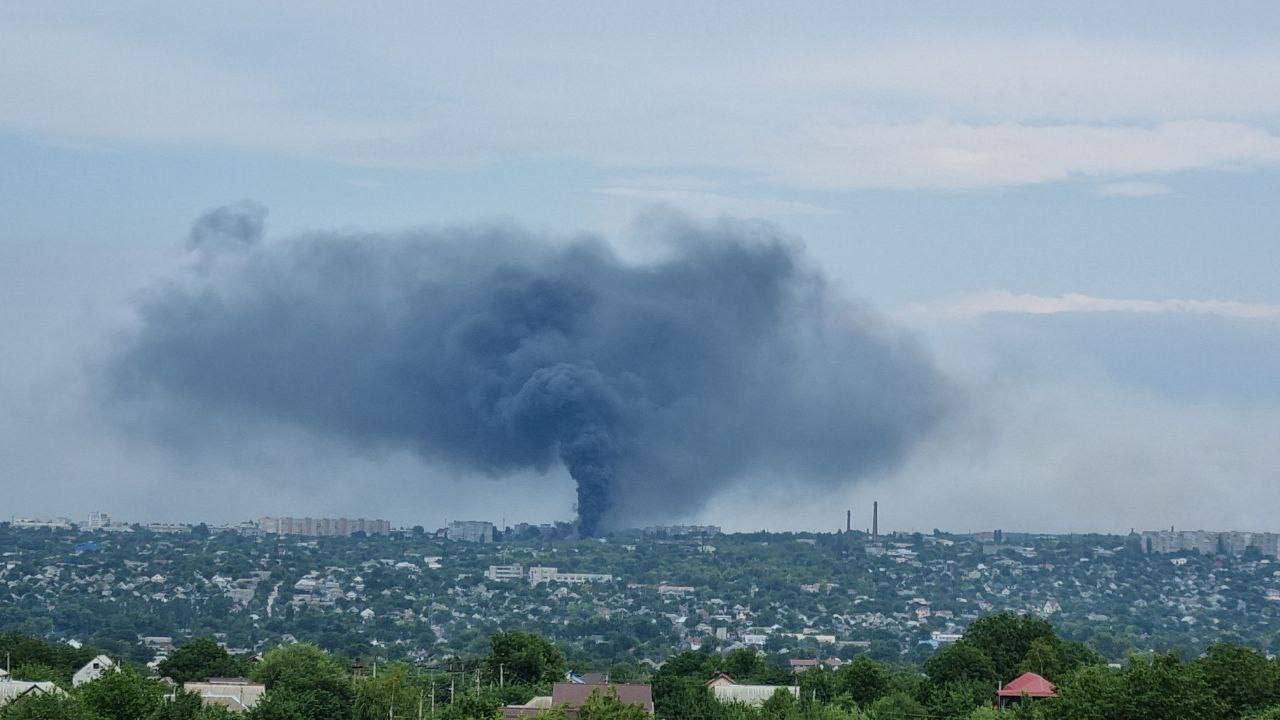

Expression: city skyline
xmin=11 ymin=506 xmax=1280 ymax=543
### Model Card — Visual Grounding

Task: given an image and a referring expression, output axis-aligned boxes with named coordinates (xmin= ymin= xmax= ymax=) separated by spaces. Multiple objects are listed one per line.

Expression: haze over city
xmin=3 ymin=2 xmax=1279 ymax=534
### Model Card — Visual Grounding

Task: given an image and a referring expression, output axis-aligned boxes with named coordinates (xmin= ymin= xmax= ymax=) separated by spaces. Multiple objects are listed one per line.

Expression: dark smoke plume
xmin=108 ymin=205 xmax=951 ymax=534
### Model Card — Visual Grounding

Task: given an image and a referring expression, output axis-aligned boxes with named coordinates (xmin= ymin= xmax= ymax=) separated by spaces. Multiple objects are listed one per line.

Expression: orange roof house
xmin=996 ymin=672 xmax=1057 ymax=708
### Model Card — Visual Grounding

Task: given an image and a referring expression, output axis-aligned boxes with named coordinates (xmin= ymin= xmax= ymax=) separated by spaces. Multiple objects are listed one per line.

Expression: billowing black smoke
xmin=108 ymin=205 xmax=951 ymax=535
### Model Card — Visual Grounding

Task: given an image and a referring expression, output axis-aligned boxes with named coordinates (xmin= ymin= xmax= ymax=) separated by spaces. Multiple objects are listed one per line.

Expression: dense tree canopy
xmin=250 ymin=644 xmax=354 ymax=720
xmin=961 ymin=613 xmax=1057 ymax=682
xmin=483 ymin=631 xmax=567 ymax=687
xmin=6 ymin=616 xmax=1280 ymax=720
xmin=157 ymin=638 xmax=250 ymax=684
xmin=0 ymin=633 xmax=102 ymax=685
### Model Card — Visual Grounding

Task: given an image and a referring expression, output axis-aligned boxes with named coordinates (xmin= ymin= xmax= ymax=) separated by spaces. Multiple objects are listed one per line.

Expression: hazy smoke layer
xmin=108 ymin=206 xmax=951 ymax=534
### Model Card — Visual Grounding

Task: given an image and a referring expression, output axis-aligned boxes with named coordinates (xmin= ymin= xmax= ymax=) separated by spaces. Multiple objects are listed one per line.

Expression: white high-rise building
xmin=86 ymin=512 xmax=112 ymax=530
xmin=447 ymin=520 xmax=495 ymax=543
xmin=256 ymin=516 xmax=391 ymax=537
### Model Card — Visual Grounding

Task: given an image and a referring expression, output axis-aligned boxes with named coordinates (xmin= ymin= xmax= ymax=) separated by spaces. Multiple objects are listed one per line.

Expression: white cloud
xmin=900 ymin=290 xmax=1280 ymax=321
xmin=1096 ymin=181 xmax=1173 ymax=197
xmin=6 ymin=10 xmax=1280 ymax=189
xmin=770 ymin=37 xmax=1280 ymax=122
xmin=593 ymin=182 xmax=834 ymax=219
xmin=770 ymin=121 xmax=1280 ymax=189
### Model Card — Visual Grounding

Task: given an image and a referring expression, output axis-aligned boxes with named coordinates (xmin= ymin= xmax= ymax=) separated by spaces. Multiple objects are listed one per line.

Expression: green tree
xmin=1040 ymin=664 xmax=1125 ymax=720
xmin=353 ymin=663 xmax=421 ymax=720
xmin=761 ymin=687 xmax=798 ymax=719
xmin=961 ymin=614 xmax=1056 ymax=682
xmin=0 ymin=633 xmax=100 ymax=684
xmin=483 ymin=632 xmax=566 ymax=687
xmin=799 ymin=669 xmax=839 ymax=705
xmin=437 ymin=690 xmax=502 ymax=720
xmin=657 ymin=680 xmax=720 ymax=720
xmin=249 ymin=644 xmax=353 ymax=720
xmin=926 ymin=644 xmax=997 ymax=687
xmin=1046 ymin=654 xmax=1226 ymax=720
xmin=1118 ymin=653 xmax=1226 ymax=720
xmin=650 ymin=651 xmax=720 ymax=720
xmin=1017 ymin=638 xmax=1063 ymax=681
xmin=10 ymin=663 xmax=61 ymax=683
xmin=722 ymin=648 xmax=764 ymax=681
xmin=1197 ymin=644 xmax=1280 ymax=718
xmin=866 ymin=692 xmax=927 ymax=720
xmin=244 ymin=692 xmax=308 ymax=720
xmin=834 ymin=657 xmax=892 ymax=708
xmin=78 ymin=666 xmax=166 ymax=720
xmin=158 ymin=638 xmax=248 ymax=683
xmin=927 ymin=681 xmax=992 ymax=720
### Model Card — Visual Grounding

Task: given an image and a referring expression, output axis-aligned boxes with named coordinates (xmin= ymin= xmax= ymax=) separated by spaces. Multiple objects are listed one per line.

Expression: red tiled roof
xmin=551 ymin=683 xmax=654 ymax=713
xmin=997 ymin=672 xmax=1057 ymax=698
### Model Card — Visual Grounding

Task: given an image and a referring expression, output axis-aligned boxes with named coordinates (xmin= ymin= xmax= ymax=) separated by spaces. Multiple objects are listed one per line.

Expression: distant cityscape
xmin=10 ymin=510 xmax=1280 ymax=560
xmin=7 ymin=513 xmax=725 ymax=543
xmin=7 ymin=504 xmax=1280 ymax=683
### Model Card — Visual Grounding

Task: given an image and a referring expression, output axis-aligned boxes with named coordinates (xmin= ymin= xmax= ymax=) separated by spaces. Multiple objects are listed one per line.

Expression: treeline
xmin=656 ymin=613 xmax=1280 ymax=720
xmin=0 ymin=631 xmax=570 ymax=720
xmin=7 ymin=615 xmax=1280 ymax=719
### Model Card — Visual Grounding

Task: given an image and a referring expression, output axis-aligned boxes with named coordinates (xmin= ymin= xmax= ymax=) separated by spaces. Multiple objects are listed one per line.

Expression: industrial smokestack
xmin=872 ymin=501 xmax=879 ymax=540
xmin=846 ymin=509 xmax=851 ymax=533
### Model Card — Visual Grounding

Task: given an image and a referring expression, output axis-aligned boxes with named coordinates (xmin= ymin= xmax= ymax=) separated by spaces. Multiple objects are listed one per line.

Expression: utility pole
xmin=499 ymin=664 xmax=504 ymax=688
xmin=418 ymin=689 xmax=424 ymax=720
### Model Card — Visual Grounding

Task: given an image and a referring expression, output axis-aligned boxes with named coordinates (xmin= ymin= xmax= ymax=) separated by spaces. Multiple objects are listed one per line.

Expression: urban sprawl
xmin=6 ymin=511 xmax=1280 ymax=673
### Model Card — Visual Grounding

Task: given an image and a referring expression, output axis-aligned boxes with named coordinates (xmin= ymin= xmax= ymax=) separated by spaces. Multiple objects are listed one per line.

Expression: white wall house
xmin=73 ymin=655 xmax=115 ymax=687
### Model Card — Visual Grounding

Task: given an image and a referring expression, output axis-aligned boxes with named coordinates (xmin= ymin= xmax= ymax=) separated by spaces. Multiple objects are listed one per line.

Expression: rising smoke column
xmin=107 ymin=205 xmax=953 ymax=534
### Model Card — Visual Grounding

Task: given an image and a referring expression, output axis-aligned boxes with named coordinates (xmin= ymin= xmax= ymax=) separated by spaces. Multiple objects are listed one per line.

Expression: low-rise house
xmin=996 ymin=672 xmax=1056 ymax=709
xmin=503 ymin=683 xmax=653 ymax=718
xmin=184 ymin=678 xmax=266 ymax=712
xmin=706 ymin=673 xmax=799 ymax=707
xmin=0 ymin=676 xmax=64 ymax=707
xmin=73 ymin=655 xmax=115 ymax=686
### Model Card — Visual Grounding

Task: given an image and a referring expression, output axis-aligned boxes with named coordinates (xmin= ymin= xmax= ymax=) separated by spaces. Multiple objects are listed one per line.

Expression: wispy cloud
xmin=1096 ymin=181 xmax=1173 ymax=197
xmin=7 ymin=10 xmax=1280 ymax=190
xmin=901 ymin=290 xmax=1280 ymax=321
xmin=772 ymin=121 xmax=1280 ymax=190
xmin=594 ymin=179 xmax=834 ymax=218
xmin=769 ymin=36 xmax=1280 ymax=122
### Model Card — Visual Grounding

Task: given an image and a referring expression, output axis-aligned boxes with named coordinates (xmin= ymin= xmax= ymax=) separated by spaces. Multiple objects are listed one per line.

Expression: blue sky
xmin=2 ymin=2 xmax=1279 ymax=532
